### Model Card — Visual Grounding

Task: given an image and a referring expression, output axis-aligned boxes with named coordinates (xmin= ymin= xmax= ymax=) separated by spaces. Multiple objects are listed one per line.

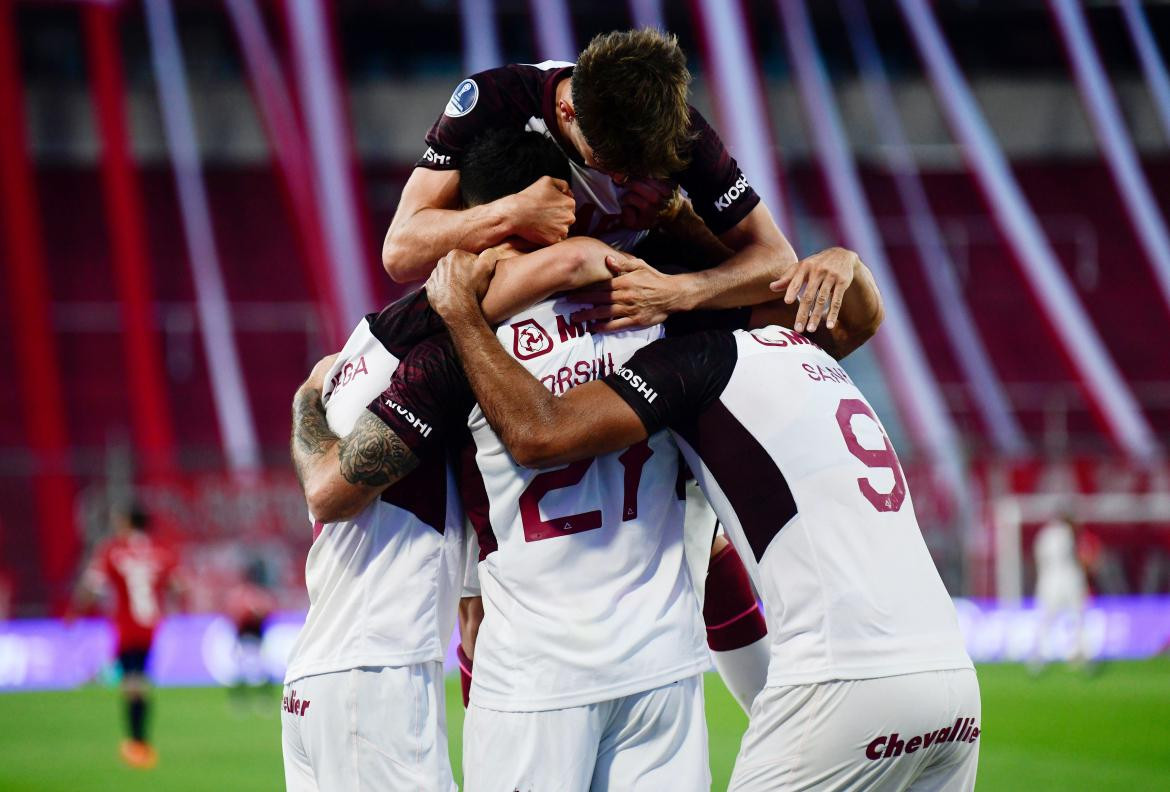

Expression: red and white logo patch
xmin=512 ymin=319 xmax=553 ymax=360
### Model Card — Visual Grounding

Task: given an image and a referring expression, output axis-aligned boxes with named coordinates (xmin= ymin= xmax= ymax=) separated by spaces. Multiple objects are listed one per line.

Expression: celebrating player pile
xmin=286 ymin=28 xmax=979 ymax=792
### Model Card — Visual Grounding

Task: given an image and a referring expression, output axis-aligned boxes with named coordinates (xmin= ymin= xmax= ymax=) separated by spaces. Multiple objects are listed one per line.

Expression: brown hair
xmin=571 ymin=29 xmax=696 ymax=178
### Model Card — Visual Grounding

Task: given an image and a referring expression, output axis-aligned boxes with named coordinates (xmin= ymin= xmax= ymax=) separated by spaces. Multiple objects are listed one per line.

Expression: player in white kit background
xmin=1031 ymin=515 xmax=1093 ymax=670
xmin=423 ymin=247 xmax=982 ymax=791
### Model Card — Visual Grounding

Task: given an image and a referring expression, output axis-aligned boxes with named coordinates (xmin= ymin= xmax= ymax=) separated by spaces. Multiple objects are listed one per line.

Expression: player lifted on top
xmin=384 ymin=28 xmax=848 ymax=336
xmin=424 ymin=253 xmax=981 ymax=791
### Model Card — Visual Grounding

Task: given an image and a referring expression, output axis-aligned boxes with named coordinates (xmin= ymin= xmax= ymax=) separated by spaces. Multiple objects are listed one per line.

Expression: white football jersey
xmin=284 ymin=307 xmax=466 ymax=684
xmin=462 ymin=299 xmax=709 ymax=711
xmin=604 ymin=325 xmax=973 ymax=688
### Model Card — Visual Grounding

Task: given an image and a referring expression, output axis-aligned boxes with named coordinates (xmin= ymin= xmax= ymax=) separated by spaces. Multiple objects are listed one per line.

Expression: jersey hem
xmin=284 ymin=649 xmax=441 ymax=685
xmin=469 ymin=655 xmax=711 ymax=713
xmin=764 ymin=656 xmax=974 ymax=688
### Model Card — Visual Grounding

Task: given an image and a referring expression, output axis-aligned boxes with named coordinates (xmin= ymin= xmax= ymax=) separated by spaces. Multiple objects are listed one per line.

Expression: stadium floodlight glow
xmin=83 ymin=3 xmax=179 ymax=474
xmin=143 ymin=0 xmax=261 ymax=472
xmin=225 ymin=0 xmax=346 ymax=349
xmin=689 ymin=0 xmax=792 ymax=235
xmin=460 ymin=0 xmax=503 ymax=74
xmin=776 ymin=0 xmax=965 ymax=488
xmin=283 ymin=0 xmax=378 ymax=325
xmin=898 ymin=0 xmax=1162 ymax=464
xmin=1050 ymin=0 xmax=1170 ymax=319
xmin=1119 ymin=0 xmax=1170 ymax=143
xmin=839 ymin=0 xmax=1028 ymax=458
xmin=527 ymin=0 xmax=576 ymax=62
xmin=627 ymin=0 xmax=666 ymax=31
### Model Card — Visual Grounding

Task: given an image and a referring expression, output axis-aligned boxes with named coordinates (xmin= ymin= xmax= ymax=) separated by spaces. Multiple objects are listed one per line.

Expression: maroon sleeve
xmin=677 ymin=108 xmax=762 ymax=236
xmin=416 ymin=66 xmax=548 ymax=171
xmin=601 ymin=331 xmax=737 ymax=434
xmin=366 ymin=289 xmax=444 ymax=359
xmin=366 ymin=335 xmax=474 ymax=458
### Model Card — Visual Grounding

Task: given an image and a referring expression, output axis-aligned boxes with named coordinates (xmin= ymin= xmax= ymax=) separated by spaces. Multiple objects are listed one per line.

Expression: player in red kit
xmin=75 ymin=504 xmax=181 ymax=769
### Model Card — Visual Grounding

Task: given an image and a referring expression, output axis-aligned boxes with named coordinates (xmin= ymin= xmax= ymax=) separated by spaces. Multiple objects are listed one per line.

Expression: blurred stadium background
xmin=1 ymin=0 xmax=1169 ymax=789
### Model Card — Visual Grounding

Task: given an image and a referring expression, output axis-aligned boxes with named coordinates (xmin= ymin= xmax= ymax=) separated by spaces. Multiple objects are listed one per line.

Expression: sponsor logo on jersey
xmin=540 ymin=353 xmax=616 ymax=395
xmin=328 ymin=355 xmax=369 ymax=396
xmin=512 ymin=318 xmax=554 ymax=360
xmin=382 ymin=398 xmax=433 ymax=438
xmin=714 ymin=174 xmax=751 ymax=213
xmin=444 ymin=78 xmax=479 ymax=117
xmin=422 ymin=147 xmax=452 ymax=166
xmin=865 ymin=717 xmax=980 ymax=760
xmin=555 ymin=314 xmax=587 ymax=342
xmin=614 ymin=366 xmax=658 ymax=403
xmin=282 ymin=689 xmax=311 ymax=717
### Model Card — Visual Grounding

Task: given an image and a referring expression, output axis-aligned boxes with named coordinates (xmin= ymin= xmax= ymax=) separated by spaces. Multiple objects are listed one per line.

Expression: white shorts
xmin=729 ymin=668 xmax=981 ymax=792
xmin=281 ymin=662 xmax=456 ymax=792
xmin=463 ymin=674 xmax=709 ymax=792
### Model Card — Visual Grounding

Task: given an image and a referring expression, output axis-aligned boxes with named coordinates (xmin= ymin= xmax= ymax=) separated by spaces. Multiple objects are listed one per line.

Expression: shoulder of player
xmin=674 ymin=106 xmax=737 ymax=183
xmin=465 ymin=63 xmax=560 ymax=110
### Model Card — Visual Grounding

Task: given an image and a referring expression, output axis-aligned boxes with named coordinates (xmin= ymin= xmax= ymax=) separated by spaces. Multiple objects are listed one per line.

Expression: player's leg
xmin=280 ymin=679 xmax=318 ymax=792
xmin=118 ymin=647 xmax=157 ymax=768
xmin=591 ymin=674 xmax=710 ymax=792
xmin=704 ymin=535 xmax=769 ymax=713
xmin=463 ymin=701 xmax=602 ymax=792
xmin=297 ymin=664 xmax=458 ymax=792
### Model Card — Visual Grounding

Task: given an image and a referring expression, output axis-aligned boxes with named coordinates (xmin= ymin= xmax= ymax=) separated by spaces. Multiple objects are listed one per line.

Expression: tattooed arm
xmin=291 ymin=356 xmax=420 ymax=523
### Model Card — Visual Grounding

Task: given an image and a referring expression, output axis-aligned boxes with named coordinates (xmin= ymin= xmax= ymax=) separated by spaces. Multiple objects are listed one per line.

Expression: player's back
xmin=93 ymin=532 xmax=177 ymax=649
xmin=464 ymin=298 xmax=709 ymax=711
xmin=676 ymin=326 xmax=971 ymax=686
xmin=284 ymin=312 xmax=465 ymax=684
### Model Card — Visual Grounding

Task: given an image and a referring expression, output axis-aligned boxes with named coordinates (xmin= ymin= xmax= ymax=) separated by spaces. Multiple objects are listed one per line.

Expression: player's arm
xmin=478 ymin=236 xmax=619 ymax=321
xmin=290 ymin=356 xmax=421 ymax=523
xmin=381 ymin=168 xmax=576 ymax=282
xmin=427 ymin=256 xmax=648 ymax=467
xmin=572 ymin=202 xmax=796 ymax=332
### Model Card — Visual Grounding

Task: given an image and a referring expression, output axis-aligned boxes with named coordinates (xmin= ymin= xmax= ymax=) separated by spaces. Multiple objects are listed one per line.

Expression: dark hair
xmin=572 ymin=28 xmax=696 ymax=178
xmin=459 ymin=128 xmax=572 ymax=207
xmin=120 ymin=503 xmax=151 ymax=532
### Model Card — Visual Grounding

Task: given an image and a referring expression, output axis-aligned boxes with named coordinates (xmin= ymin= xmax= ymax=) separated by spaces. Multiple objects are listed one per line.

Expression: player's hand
xmin=468 ymin=248 xmax=504 ymax=299
xmin=304 ymin=353 xmax=339 ymax=393
xmin=508 ymin=176 xmax=576 ymax=246
xmin=569 ymin=255 xmax=678 ymax=331
xmin=770 ymin=247 xmax=858 ymax=332
xmin=427 ymin=249 xmax=485 ymax=321
xmin=619 ymin=178 xmax=674 ymax=231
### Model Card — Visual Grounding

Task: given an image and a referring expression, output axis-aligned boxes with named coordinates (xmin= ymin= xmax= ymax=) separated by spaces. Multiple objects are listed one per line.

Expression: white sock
xmin=712 ymin=636 xmax=770 ymax=714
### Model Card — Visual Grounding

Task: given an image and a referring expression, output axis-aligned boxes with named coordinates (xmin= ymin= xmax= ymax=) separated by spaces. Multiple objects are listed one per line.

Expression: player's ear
xmin=558 ymin=97 xmax=575 ymax=122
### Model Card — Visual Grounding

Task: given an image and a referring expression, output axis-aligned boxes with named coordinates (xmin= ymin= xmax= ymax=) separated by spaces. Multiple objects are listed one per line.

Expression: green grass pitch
xmin=1 ymin=661 xmax=1168 ymax=790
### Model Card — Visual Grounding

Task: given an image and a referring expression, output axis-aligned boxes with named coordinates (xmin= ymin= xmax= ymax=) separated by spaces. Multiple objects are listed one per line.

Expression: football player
xmin=74 ymin=504 xmax=181 ymax=769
